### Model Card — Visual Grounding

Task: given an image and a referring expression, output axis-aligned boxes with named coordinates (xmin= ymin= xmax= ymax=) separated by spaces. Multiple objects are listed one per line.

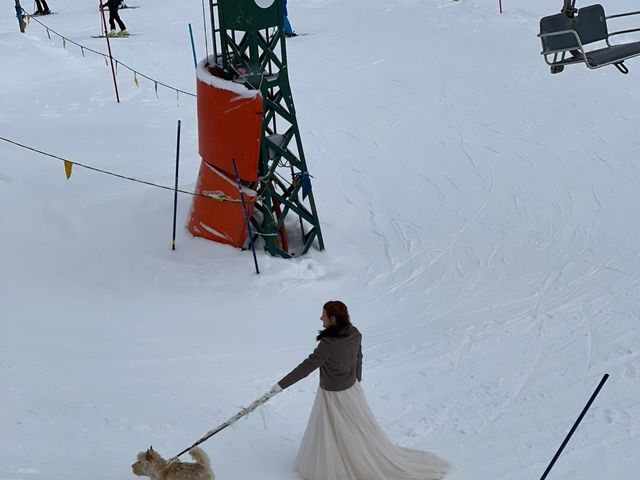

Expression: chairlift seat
xmin=539 ymin=4 xmax=640 ymax=73
xmin=586 ymin=41 xmax=640 ymax=66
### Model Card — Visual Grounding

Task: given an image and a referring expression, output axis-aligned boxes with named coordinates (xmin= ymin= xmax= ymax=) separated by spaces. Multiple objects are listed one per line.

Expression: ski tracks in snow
xmin=0 ymin=172 xmax=13 ymax=185
xmin=457 ymin=126 xmax=490 ymax=189
xmin=485 ymin=349 xmax=543 ymax=426
xmin=374 ymin=173 xmax=496 ymax=302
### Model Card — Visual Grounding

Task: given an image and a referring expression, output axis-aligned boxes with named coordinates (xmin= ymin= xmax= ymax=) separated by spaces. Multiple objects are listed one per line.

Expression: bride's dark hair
xmin=317 ymin=300 xmax=352 ymax=340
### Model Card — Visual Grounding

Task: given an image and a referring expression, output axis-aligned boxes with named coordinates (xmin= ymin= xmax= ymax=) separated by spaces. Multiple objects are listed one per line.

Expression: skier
xmin=33 ymin=0 xmax=51 ymax=16
xmin=283 ymin=0 xmax=296 ymax=37
xmin=100 ymin=0 xmax=128 ymax=37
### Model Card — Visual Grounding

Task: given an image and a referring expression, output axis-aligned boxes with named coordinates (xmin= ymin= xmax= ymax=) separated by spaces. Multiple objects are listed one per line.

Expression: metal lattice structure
xmin=205 ymin=0 xmax=324 ymax=258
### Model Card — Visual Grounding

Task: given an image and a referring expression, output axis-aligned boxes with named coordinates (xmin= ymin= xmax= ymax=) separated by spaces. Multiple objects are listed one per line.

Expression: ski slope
xmin=1 ymin=1 xmax=639 ymax=479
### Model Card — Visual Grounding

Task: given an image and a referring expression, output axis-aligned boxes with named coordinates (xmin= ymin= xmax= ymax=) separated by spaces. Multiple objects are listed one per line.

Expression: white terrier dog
xmin=132 ymin=446 xmax=215 ymax=480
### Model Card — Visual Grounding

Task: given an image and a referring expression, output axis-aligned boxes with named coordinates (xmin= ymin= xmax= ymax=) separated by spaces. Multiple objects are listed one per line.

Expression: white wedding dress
xmin=296 ymin=382 xmax=451 ymax=480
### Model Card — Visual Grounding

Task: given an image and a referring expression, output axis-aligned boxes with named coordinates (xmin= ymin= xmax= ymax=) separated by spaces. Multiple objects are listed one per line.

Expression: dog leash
xmin=170 ymin=389 xmax=280 ymax=461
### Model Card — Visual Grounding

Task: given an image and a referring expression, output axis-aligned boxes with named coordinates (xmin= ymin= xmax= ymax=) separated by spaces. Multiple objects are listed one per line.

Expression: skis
xmin=91 ymin=33 xmax=137 ymax=38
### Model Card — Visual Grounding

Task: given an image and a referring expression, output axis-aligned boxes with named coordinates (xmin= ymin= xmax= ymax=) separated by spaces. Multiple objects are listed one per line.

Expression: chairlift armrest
xmin=608 ymin=27 xmax=640 ymax=38
xmin=606 ymin=10 xmax=640 ymax=40
xmin=606 ymin=10 xmax=640 ymax=20
xmin=538 ymin=28 xmax=586 ymax=56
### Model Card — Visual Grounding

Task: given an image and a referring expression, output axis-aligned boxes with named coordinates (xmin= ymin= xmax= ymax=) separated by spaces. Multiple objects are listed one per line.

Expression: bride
xmin=270 ymin=300 xmax=451 ymax=480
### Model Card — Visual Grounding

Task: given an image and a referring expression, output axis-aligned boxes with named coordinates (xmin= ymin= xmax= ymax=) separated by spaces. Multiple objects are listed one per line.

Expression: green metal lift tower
xmin=206 ymin=0 xmax=324 ymax=258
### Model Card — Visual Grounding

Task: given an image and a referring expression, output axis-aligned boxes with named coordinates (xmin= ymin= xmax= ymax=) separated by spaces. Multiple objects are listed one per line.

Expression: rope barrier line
xmin=10 ymin=15 xmax=296 ymax=242
xmin=1 ymin=136 xmax=282 ymax=238
xmin=25 ymin=13 xmax=196 ymax=98
xmin=0 ymin=136 xmax=242 ymax=203
xmin=1 ymin=136 xmax=284 ymax=238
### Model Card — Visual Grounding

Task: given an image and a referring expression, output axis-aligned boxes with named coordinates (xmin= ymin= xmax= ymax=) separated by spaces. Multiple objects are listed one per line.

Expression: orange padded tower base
xmin=188 ymin=161 xmax=257 ymax=247
xmin=196 ymin=69 xmax=263 ymax=181
xmin=188 ymin=65 xmax=263 ymax=247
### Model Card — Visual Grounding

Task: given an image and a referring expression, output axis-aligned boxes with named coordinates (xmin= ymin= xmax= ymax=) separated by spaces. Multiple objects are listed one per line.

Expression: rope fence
xmin=7 ymin=13 xmax=296 ymax=241
xmin=0 ymin=136 xmax=242 ymax=203
xmin=24 ymin=12 xmax=196 ymax=99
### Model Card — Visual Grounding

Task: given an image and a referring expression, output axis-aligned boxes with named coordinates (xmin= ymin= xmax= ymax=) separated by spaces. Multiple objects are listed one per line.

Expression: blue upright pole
xmin=188 ymin=23 xmax=197 ymax=69
xmin=539 ymin=374 xmax=610 ymax=480
xmin=232 ymin=159 xmax=260 ymax=275
xmin=172 ymin=120 xmax=182 ymax=251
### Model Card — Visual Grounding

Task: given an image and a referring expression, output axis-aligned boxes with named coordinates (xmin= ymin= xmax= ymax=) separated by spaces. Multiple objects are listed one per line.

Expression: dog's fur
xmin=132 ymin=447 xmax=215 ymax=480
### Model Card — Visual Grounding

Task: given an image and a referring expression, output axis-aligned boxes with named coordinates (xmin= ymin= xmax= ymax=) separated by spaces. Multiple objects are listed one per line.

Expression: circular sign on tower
xmin=254 ymin=0 xmax=275 ymax=8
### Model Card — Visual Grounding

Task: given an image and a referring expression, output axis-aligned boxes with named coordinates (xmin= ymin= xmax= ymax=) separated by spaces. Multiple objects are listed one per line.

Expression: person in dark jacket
xmin=34 ymin=0 xmax=51 ymax=15
xmin=270 ymin=300 xmax=452 ymax=480
xmin=277 ymin=301 xmax=362 ymax=391
xmin=100 ymin=0 xmax=128 ymax=37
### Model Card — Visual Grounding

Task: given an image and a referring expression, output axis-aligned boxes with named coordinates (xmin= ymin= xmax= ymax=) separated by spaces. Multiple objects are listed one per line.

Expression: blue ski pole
xmin=231 ymin=159 xmax=260 ymax=274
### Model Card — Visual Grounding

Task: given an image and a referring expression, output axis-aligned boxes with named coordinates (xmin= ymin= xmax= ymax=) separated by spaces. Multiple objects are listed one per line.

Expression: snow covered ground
xmin=1 ymin=0 xmax=639 ymax=479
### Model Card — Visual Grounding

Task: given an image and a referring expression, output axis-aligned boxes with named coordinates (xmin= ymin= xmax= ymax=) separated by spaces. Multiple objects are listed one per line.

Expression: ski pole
xmin=539 ymin=373 xmax=609 ymax=480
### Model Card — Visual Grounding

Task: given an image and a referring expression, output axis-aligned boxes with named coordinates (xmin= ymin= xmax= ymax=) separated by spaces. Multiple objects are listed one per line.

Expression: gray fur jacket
xmin=278 ymin=325 xmax=363 ymax=391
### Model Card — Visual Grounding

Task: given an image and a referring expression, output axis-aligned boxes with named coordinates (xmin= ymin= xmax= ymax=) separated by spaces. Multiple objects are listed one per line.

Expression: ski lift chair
xmin=539 ymin=3 xmax=640 ymax=74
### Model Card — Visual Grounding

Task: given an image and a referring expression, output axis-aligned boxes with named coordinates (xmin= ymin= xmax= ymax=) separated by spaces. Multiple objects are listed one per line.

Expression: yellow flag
xmin=64 ymin=161 xmax=73 ymax=179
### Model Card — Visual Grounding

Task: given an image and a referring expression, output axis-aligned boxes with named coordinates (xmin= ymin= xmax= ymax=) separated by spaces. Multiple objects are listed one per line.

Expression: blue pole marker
xmin=539 ymin=374 xmax=610 ymax=480
xmin=232 ymin=159 xmax=260 ymax=275
xmin=172 ymin=120 xmax=182 ymax=251
xmin=188 ymin=23 xmax=197 ymax=69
